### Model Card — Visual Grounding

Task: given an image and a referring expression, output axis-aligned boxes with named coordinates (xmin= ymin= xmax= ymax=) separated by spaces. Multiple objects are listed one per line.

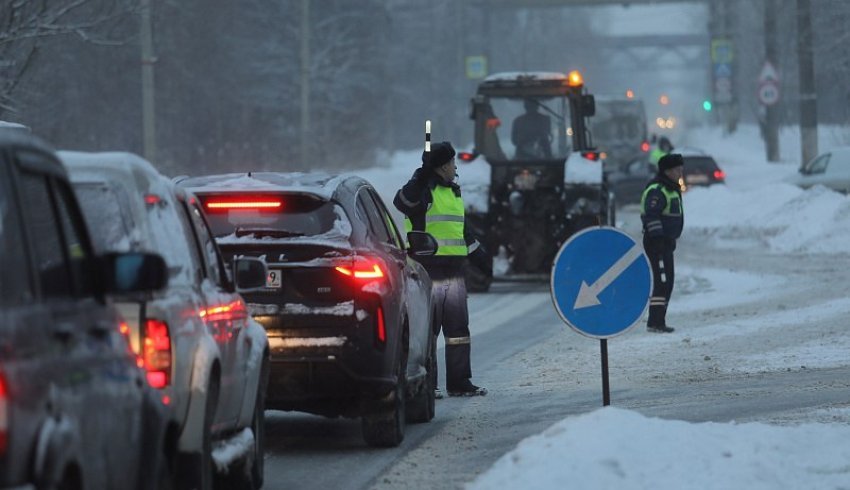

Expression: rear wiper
xmin=235 ymin=227 xmax=305 ymax=238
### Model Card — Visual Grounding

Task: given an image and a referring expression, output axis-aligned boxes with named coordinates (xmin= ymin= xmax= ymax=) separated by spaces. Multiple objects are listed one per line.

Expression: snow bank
xmin=469 ymin=407 xmax=850 ymax=490
xmin=679 ymin=124 xmax=850 ymax=255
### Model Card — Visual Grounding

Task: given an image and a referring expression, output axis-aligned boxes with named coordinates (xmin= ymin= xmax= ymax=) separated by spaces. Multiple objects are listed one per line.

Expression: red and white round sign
xmin=758 ymin=81 xmax=780 ymax=106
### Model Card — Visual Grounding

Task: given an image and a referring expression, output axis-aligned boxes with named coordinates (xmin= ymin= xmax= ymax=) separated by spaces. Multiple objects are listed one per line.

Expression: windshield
xmin=200 ymin=193 xmax=351 ymax=240
xmin=481 ymin=96 xmax=571 ymax=161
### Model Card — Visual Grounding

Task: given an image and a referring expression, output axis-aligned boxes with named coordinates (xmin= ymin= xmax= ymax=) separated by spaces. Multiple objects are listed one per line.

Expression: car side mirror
xmin=101 ymin=252 xmax=168 ymax=294
xmin=234 ymin=256 xmax=267 ymax=292
xmin=407 ymin=231 xmax=438 ymax=256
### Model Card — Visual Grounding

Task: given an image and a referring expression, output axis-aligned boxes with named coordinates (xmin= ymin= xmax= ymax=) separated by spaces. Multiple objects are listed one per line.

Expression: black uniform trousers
xmin=427 ymin=266 xmax=472 ymax=391
xmin=644 ymin=237 xmax=676 ymax=328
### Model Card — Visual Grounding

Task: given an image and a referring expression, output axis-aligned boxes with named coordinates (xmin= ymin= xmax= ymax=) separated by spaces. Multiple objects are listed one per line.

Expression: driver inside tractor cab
xmin=511 ymin=98 xmax=552 ymax=159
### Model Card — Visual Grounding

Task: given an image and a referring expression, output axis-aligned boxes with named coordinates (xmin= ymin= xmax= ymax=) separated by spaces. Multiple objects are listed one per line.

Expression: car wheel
xmin=406 ymin=331 xmax=436 ymax=423
xmin=177 ymin=378 xmax=218 ymax=490
xmin=218 ymin=359 xmax=268 ymax=490
xmin=362 ymin=353 xmax=407 ymax=447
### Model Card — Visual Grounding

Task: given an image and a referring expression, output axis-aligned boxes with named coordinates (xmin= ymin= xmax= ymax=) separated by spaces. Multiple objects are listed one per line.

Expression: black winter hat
xmin=422 ymin=141 xmax=456 ymax=169
xmin=658 ymin=153 xmax=684 ymax=171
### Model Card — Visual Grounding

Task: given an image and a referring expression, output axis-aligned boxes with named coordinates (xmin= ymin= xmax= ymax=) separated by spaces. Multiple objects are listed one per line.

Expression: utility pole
xmin=300 ymin=0 xmax=311 ymax=167
xmin=763 ymin=0 xmax=780 ymax=162
xmin=796 ymin=0 xmax=817 ymax=166
xmin=140 ymin=0 xmax=156 ymax=163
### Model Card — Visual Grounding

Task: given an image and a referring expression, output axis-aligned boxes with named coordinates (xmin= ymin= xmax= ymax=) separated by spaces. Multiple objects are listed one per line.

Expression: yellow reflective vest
xmin=405 ymin=185 xmax=467 ymax=256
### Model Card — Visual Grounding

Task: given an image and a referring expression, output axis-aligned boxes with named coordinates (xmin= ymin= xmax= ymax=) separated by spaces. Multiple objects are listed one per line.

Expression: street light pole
xmin=796 ymin=0 xmax=817 ymax=167
xmin=140 ymin=0 xmax=156 ymax=163
xmin=300 ymin=0 xmax=311 ymax=167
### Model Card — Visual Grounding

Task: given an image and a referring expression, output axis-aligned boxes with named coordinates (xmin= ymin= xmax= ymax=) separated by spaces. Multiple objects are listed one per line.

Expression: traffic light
xmin=702 ymin=100 xmax=713 ymax=112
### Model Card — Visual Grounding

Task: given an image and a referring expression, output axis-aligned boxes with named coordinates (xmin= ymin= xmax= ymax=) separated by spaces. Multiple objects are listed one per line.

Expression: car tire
xmin=177 ymin=378 xmax=218 ymax=490
xmin=406 ymin=332 xmax=436 ymax=424
xmin=217 ymin=359 xmax=268 ymax=490
xmin=362 ymin=353 xmax=406 ymax=447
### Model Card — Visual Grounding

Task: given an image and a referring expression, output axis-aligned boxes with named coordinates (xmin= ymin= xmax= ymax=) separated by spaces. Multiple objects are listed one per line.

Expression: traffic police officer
xmin=649 ymin=136 xmax=674 ymax=166
xmin=641 ymin=153 xmax=684 ymax=333
xmin=394 ymin=141 xmax=489 ymax=397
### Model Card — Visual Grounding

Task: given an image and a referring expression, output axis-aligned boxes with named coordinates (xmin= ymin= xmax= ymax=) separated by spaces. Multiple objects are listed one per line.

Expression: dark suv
xmin=179 ymin=172 xmax=437 ymax=447
xmin=0 ymin=133 xmax=171 ymax=489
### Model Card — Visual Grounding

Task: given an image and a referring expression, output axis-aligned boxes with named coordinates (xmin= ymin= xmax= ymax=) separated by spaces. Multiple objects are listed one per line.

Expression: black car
xmin=608 ymin=148 xmax=726 ymax=205
xmin=0 ymin=132 xmax=171 ymax=489
xmin=178 ymin=172 xmax=437 ymax=447
xmin=680 ymin=149 xmax=726 ymax=190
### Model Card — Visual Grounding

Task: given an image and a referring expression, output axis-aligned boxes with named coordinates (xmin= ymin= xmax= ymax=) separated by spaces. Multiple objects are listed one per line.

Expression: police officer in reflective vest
xmin=641 ymin=153 xmax=684 ymax=333
xmin=649 ymin=136 xmax=674 ymax=167
xmin=393 ymin=141 xmax=490 ymax=397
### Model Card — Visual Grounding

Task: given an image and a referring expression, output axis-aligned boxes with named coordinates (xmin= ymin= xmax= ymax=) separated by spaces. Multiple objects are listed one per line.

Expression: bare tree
xmin=0 ymin=0 xmax=137 ymax=115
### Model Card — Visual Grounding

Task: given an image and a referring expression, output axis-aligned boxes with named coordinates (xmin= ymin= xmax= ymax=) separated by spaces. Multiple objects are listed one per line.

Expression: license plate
xmin=686 ymin=174 xmax=709 ymax=184
xmin=266 ymin=269 xmax=282 ymax=288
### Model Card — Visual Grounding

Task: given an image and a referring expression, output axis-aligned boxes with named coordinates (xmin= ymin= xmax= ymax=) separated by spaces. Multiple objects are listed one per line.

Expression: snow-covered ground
xmin=354 ymin=124 xmax=850 ymax=490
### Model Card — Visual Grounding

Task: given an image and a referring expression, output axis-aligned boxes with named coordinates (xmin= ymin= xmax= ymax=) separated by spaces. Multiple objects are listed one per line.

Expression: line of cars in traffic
xmin=1 ymin=130 xmax=439 ymax=489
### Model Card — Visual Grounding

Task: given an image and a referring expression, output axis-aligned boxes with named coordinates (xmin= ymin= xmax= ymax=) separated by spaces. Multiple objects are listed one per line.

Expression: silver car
xmin=61 ymin=151 xmax=270 ymax=490
xmin=788 ymin=147 xmax=850 ymax=193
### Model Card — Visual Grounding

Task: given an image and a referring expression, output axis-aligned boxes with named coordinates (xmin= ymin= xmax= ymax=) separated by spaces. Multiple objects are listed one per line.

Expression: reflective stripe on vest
xmin=641 ymin=183 xmax=683 ymax=216
xmin=404 ymin=186 xmax=467 ymax=256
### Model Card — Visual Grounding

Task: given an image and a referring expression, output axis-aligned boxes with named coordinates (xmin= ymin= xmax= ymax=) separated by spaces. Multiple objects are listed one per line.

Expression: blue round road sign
xmin=550 ymin=227 xmax=652 ymax=339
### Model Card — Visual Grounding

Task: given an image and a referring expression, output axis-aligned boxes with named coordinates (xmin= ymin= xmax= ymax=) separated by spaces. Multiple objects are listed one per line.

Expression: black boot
xmin=647 ymin=325 xmax=675 ymax=333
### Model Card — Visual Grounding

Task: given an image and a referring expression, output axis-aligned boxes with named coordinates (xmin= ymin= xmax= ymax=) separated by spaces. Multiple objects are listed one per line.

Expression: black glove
xmin=644 ymin=236 xmax=666 ymax=254
xmin=468 ymin=244 xmax=493 ymax=277
xmin=412 ymin=166 xmax=432 ymax=184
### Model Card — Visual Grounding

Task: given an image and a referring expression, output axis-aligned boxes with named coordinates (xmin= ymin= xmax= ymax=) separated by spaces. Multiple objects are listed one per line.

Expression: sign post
xmin=550 ymin=227 xmax=652 ymax=406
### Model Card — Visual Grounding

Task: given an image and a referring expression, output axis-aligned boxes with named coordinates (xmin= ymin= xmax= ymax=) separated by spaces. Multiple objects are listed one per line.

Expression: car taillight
xmin=641 ymin=141 xmax=651 ymax=152
xmin=376 ymin=307 xmax=386 ymax=345
xmin=582 ymin=151 xmax=600 ymax=161
xmin=335 ymin=257 xmax=386 ymax=282
xmin=714 ymin=170 xmax=726 ymax=180
xmin=143 ymin=319 xmax=171 ymax=389
xmin=0 ymin=373 xmax=7 ymax=455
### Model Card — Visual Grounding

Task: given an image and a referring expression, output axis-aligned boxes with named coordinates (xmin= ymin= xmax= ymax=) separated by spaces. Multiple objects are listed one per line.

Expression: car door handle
xmin=410 ymin=270 xmax=420 ymax=280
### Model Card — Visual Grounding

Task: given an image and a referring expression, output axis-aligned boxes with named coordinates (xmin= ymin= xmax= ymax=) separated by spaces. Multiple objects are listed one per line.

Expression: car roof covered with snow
xmin=176 ymin=171 xmax=369 ymax=202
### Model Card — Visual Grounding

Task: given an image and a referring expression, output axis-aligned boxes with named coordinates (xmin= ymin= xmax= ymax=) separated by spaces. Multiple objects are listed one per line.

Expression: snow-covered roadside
xmin=464 ymin=125 xmax=850 ymax=489
xmin=469 ymin=407 xmax=850 ymax=490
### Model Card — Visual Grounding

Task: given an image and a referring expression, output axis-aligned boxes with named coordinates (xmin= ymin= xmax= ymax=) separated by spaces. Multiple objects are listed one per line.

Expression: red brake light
xmin=458 ymin=151 xmax=476 ymax=162
xmin=335 ymin=256 xmax=386 ymax=280
xmin=641 ymin=141 xmax=651 ymax=152
xmin=582 ymin=151 xmax=599 ymax=161
xmin=144 ymin=194 xmax=162 ymax=206
xmin=376 ymin=307 xmax=386 ymax=344
xmin=206 ymin=199 xmax=283 ymax=210
xmin=714 ymin=170 xmax=726 ymax=180
xmin=0 ymin=374 xmax=7 ymax=455
xmin=143 ymin=319 xmax=171 ymax=389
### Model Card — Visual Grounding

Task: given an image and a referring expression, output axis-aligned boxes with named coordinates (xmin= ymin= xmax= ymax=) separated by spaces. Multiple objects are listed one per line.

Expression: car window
xmin=19 ymin=171 xmax=73 ymax=298
xmin=803 ymin=153 xmax=830 ymax=175
xmin=0 ymin=165 xmax=32 ymax=304
xmin=73 ymin=182 xmax=135 ymax=253
xmin=52 ymin=180 xmax=95 ymax=296
xmin=684 ymin=157 xmax=720 ymax=173
xmin=356 ymin=188 xmax=392 ymax=244
xmin=199 ymin=193 xmax=346 ymax=240
xmin=368 ymin=189 xmax=404 ymax=249
xmin=187 ymin=201 xmax=228 ymax=286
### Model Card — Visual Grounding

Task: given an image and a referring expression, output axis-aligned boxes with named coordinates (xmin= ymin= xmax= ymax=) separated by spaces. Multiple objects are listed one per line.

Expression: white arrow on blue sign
xmin=550 ymin=227 xmax=652 ymax=339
